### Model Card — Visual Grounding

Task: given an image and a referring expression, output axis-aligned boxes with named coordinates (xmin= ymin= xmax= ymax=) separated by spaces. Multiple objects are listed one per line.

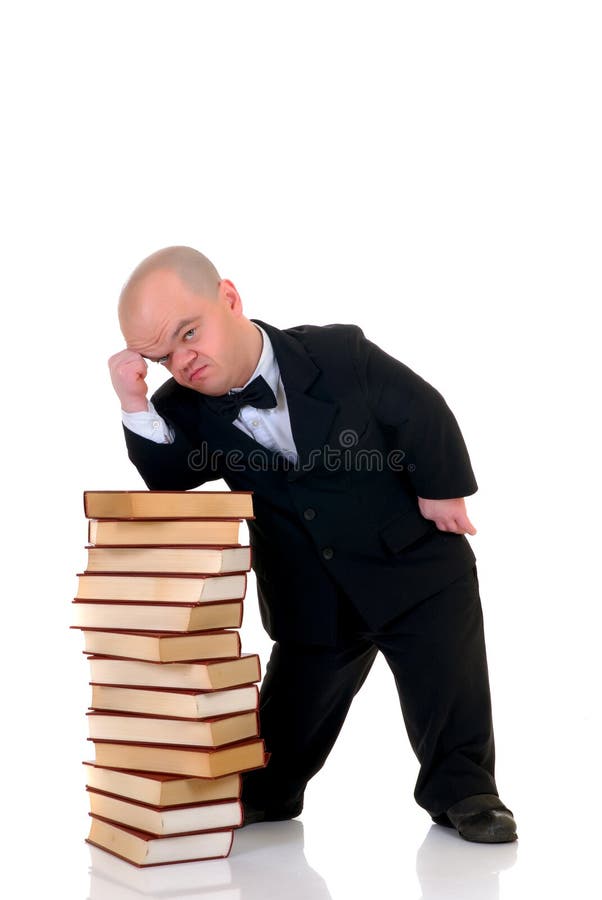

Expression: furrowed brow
xmin=139 ymin=318 xmax=200 ymax=362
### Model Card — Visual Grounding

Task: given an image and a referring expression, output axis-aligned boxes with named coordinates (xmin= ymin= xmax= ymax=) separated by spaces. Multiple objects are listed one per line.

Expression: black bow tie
xmin=204 ymin=375 xmax=278 ymax=422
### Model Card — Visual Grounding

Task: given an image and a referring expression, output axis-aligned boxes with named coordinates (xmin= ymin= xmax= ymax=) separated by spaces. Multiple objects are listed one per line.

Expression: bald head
xmin=119 ymin=246 xmax=221 ymax=329
xmin=115 ymin=247 xmax=261 ymax=395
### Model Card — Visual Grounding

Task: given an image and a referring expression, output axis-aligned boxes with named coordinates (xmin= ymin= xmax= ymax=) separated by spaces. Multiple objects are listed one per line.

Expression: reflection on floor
xmin=88 ymin=820 xmax=331 ymax=900
xmin=87 ymin=818 xmax=519 ymax=900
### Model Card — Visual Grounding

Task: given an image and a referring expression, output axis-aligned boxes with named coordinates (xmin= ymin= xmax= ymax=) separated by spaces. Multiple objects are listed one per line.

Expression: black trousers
xmin=242 ymin=565 xmax=498 ymax=821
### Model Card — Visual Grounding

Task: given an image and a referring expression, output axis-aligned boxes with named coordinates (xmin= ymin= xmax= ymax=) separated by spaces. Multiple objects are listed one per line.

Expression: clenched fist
xmin=108 ymin=349 xmax=150 ymax=413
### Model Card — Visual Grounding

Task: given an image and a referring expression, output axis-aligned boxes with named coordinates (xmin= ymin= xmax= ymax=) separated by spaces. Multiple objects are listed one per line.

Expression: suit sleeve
xmin=350 ymin=326 xmax=478 ymax=499
xmin=123 ymin=402 xmax=222 ymax=491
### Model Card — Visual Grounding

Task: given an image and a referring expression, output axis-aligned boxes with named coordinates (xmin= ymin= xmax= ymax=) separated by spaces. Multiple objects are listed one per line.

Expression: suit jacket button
xmin=304 ymin=508 xmax=316 ymax=520
xmin=322 ymin=547 xmax=334 ymax=560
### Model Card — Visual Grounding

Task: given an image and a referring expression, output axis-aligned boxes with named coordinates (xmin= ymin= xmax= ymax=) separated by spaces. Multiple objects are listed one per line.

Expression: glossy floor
xmin=83 ymin=784 xmax=588 ymax=900
xmin=34 ymin=635 xmax=594 ymax=900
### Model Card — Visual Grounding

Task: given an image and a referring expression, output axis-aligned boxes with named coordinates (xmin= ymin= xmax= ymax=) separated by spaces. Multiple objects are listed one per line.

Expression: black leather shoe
xmin=445 ymin=794 xmax=518 ymax=843
xmin=242 ymin=801 xmax=303 ymax=826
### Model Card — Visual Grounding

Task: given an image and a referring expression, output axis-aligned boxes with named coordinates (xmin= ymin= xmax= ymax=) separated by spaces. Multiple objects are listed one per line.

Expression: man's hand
xmin=108 ymin=349 xmax=150 ymax=413
xmin=417 ymin=496 xmax=477 ymax=535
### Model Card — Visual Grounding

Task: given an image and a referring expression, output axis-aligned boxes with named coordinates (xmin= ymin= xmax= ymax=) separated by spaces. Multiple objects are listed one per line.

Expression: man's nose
xmin=172 ymin=346 xmax=197 ymax=369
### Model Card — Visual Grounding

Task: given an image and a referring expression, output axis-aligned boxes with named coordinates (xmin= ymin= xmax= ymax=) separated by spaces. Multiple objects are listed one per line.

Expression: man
xmin=109 ymin=246 xmax=517 ymax=843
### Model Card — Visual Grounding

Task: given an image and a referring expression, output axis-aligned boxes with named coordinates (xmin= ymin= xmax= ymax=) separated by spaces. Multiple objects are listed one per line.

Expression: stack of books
xmin=72 ymin=490 xmax=267 ymax=867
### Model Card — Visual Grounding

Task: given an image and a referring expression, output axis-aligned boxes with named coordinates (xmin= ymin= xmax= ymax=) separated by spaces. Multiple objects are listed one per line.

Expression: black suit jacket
xmin=123 ymin=321 xmax=478 ymax=645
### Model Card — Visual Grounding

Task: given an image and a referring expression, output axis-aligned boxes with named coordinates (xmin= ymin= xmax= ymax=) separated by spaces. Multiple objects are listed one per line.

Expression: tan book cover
xmin=85 ymin=545 xmax=251 ymax=575
xmin=79 ymin=629 xmax=242 ymax=662
xmin=86 ymin=814 xmax=234 ymax=866
xmin=83 ymin=490 xmax=254 ymax=520
xmin=82 ymin=763 xmax=241 ymax=806
xmin=87 ymin=709 xmax=260 ymax=747
xmin=87 ymin=653 xmax=260 ymax=689
xmin=72 ymin=600 xmax=244 ymax=632
xmin=91 ymin=737 xmax=267 ymax=778
xmin=88 ymin=518 xmax=242 ymax=546
xmin=90 ymin=683 xmax=259 ymax=719
xmin=87 ymin=788 xmax=243 ymax=835
xmin=75 ymin=572 xmax=247 ymax=604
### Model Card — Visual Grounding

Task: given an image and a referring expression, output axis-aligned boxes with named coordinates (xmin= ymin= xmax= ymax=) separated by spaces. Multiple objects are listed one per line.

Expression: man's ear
xmin=218 ymin=279 xmax=243 ymax=316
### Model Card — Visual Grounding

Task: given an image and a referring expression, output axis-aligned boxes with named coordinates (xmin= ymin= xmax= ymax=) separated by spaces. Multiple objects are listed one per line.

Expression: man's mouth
xmin=189 ymin=365 xmax=208 ymax=381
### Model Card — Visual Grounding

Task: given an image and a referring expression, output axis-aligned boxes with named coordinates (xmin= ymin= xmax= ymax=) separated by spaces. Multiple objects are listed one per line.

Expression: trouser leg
xmin=374 ymin=565 xmax=498 ymax=820
xmin=242 ymin=633 xmax=377 ymax=811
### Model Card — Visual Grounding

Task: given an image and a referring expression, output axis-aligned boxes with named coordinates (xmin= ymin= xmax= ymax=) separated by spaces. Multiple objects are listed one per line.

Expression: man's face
xmin=121 ymin=270 xmax=247 ymax=396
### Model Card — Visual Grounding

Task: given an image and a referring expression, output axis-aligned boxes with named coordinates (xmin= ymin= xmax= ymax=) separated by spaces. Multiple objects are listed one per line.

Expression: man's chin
xmin=181 ymin=366 xmax=225 ymax=394
xmin=185 ymin=377 xmax=229 ymax=397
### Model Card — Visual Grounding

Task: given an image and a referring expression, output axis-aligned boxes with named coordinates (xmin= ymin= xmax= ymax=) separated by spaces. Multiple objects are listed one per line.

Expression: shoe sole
xmin=460 ymin=830 xmax=518 ymax=843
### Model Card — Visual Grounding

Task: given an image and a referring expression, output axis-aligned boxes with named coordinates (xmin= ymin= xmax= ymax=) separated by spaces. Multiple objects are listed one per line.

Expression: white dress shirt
xmin=121 ymin=324 xmax=299 ymax=464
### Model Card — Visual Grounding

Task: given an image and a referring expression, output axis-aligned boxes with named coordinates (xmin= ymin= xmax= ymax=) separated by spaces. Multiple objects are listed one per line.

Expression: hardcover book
xmin=87 ymin=788 xmax=243 ymax=835
xmin=84 ymin=491 xmax=254 ymax=520
xmin=91 ymin=737 xmax=267 ymax=778
xmin=83 ymin=763 xmax=241 ymax=806
xmin=88 ymin=517 xmax=242 ymax=546
xmin=86 ymin=653 xmax=260 ymax=689
xmin=86 ymin=709 xmax=260 ymax=747
xmin=79 ymin=629 xmax=242 ymax=662
xmin=72 ymin=600 xmax=244 ymax=632
xmin=87 ymin=815 xmax=234 ymax=866
xmin=85 ymin=545 xmax=251 ymax=575
xmin=76 ymin=572 xmax=247 ymax=604
xmin=89 ymin=683 xmax=259 ymax=719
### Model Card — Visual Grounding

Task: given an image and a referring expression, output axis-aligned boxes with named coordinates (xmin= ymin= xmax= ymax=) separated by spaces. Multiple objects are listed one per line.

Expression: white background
xmin=1 ymin=2 xmax=600 ymax=897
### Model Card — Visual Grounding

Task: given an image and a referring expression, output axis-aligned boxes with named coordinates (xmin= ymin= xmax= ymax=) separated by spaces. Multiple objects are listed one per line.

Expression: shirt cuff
xmin=121 ymin=401 xmax=174 ymax=444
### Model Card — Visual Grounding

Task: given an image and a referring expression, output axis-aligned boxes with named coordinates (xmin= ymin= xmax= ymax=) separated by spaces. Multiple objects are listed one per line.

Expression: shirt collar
xmin=230 ymin=323 xmax=280 ymax=396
